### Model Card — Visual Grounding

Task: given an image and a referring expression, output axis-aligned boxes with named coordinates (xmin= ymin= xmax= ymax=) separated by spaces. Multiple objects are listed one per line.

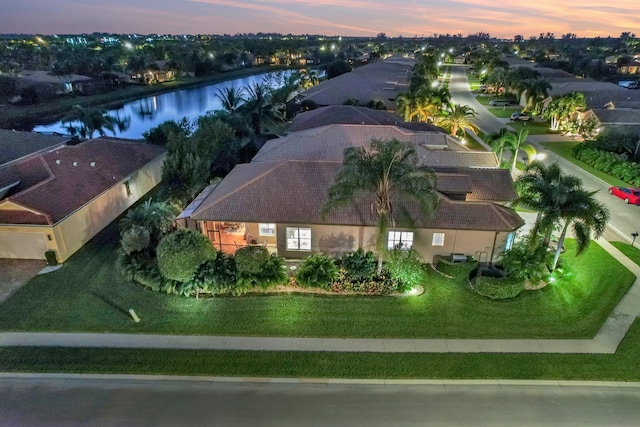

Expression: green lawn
xmin=541 ymin=141 xmax=633 ymax=188
xmin=611 ymin=242 xmax=640 ymax=267
xmin=509 ymin=121 xmax=549 ymax=135
xmin=0 ymin=224 xmax=634 ymax=339
xmin=2 ymin=320 xmax=640 ymax=380
xmin=487 ymin=107 xmax=521 ymax=118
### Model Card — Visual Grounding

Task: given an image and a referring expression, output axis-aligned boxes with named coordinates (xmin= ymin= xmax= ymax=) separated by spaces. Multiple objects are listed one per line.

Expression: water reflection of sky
xmin=34 ymin=70 xmax=294 ymax=140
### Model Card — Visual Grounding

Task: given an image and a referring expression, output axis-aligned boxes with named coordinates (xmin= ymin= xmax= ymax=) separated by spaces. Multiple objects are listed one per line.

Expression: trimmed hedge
xmin=572 ymin=145 xmax=640 ymax=186
xmin=156 ymin=229 xmax=217 ymax=283
xmin=474 ymin=276 xmax=525 ymax=300
xmin=436 ymin=258 xmax=478 ymax=279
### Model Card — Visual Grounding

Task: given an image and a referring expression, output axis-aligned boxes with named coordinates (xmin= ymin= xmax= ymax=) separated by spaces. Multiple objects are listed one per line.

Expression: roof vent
xmin=55 ymin=159 xmax=61 ymax=164
xmin=73 ymin=161 xmax=78 ymax=166
xmin=90 ymin=162 xmax=95 ymax=167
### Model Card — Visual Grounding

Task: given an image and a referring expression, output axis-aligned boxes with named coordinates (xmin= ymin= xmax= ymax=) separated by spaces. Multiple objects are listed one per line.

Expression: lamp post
xmin=632 ymin=232 xmax=639 ymax=248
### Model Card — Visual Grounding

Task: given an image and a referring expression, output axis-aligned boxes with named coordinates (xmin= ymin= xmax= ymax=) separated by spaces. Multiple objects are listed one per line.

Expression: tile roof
xmin=191 ymin=160 xmax=523 ymax=232
xmin=433 ymin=168 xmax=518 ymax=202
xmin=548 ymin=79 xmax=640 ymax=110
xmin=301 ymin=58 xmax=415 ymax=109
xmin=287 ymin=105 xmax=446 ymax=133
xmin=253 ymin=124 xmax=497 ymax=167
xmin=591 ymin=108 xmax=640 ymax=125
xmin=0 ymin=129 xmax=70 ymax=166
xmin=0 ymin=137 xmax=165 ymax=225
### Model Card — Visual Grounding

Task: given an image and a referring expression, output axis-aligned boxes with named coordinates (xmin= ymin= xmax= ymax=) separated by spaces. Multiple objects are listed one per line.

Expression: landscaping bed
xmin=0 ymin=223 xmax=634 ymax=340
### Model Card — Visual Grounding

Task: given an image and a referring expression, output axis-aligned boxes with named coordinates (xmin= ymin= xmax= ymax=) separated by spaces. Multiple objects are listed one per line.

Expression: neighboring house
xmin=0 ymin=135 xmax=165 ymax=261
xmin=0 ymin=129 xmax=70 ymax=168
xmin=17 ymin=70 xmax=94 ymax=99
xmin=583 ymin=108 xmax=640 ymax=132
xmin=182 ymin=123 xmax=522 ymax=264
xmin=300 ymin=56 xmax=414 ymax=111
xmin=287 ymin=105 xmax=447 ymax=134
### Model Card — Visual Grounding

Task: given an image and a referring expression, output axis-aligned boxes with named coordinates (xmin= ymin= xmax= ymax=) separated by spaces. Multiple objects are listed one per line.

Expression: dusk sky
xmin=3 ymin=0 xmax=638 ymax=38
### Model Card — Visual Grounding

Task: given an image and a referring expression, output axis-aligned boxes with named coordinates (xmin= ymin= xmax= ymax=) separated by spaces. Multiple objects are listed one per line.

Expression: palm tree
xmin=215 ymin=86 xmax=245 ymax=114
xmin=484 ymin=128 xmax=510 ymax=164
xmin=514 ymin=162 xmax=584 ymax=247
xmin=62 ymin=104 xmax=129 ymax=139
xmin=321 ymin=139 xmax=439 ymax=273
xmin=550 ymin=189 xmax=609 ymax=270
xmin=120 ymin=199 xmax=177 ymax=244
xmin=434 ymin=104 xmax=480 ymax=138
xmin=241 ymin=82 xmax=284 ymax=136
xmin=523 ymin=78 xmax=552 ymax=114
xmin=500 ymin=129 xmax=530 ymax=175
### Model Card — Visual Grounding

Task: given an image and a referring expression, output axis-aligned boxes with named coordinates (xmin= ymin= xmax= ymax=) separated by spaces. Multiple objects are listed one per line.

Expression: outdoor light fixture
xmin=632 ymin=232 xmax=639 ymax=247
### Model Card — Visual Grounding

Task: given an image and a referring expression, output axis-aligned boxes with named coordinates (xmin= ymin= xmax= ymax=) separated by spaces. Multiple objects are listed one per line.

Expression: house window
xmin=124 ymin=180 xmax=132 ymax=197
xmin=259 ymin=223 xmax=276 ymax=237
xmin=388 ymin=231 xmax=414 ymax=249
xmin=432 ymin=232 xmax=445 ymax=246
xmin=286 ymin=227 xmax=311 ymax=251
xmin=505 ymin=232 xmax=515 ymax=251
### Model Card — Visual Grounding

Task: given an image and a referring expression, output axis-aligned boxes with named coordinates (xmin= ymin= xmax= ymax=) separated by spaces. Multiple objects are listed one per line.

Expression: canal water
xmin=34 ymin=70 xmax=294 ymax=139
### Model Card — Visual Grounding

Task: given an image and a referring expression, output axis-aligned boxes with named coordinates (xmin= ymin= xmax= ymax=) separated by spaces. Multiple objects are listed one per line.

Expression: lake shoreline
xmin=0 ymin=65 xmax=297 ymax=131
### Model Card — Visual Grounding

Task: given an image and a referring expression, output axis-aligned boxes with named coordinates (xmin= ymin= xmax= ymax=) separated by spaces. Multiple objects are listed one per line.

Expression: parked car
xmin=510 ymin=112 xmax=533 ymax=122
xmin=489 ymin=99 xmax=511 ymax=106
xmin=608 ymin=186 xmax=640 ymax=204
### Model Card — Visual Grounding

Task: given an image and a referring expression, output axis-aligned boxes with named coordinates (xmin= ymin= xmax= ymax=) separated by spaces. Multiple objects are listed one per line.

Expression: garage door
xmin=0 ymin=231 xmax=48 ymax=259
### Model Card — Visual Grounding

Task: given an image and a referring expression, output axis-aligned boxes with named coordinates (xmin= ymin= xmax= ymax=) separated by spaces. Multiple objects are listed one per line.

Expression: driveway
xmin=0 ymin=259 xmax=45 ymax=304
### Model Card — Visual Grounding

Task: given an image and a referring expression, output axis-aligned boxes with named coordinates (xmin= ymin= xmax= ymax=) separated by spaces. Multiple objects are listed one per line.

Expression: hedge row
xmin=473 ymin=276 xmax=525 ymax=300
xmin=572 ymin=145 xmax=640 ymax=186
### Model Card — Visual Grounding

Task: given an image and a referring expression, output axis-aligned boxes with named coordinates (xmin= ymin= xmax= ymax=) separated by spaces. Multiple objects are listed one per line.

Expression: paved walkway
xmin=1 ymin=239 xmax=638 ymax=354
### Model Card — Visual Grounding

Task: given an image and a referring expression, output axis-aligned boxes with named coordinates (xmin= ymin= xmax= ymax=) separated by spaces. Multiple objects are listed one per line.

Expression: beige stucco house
xmin=182 ymin=120 xmax=524 ymax=264
xmin=0 ymin=136 xmax=165 ymax=261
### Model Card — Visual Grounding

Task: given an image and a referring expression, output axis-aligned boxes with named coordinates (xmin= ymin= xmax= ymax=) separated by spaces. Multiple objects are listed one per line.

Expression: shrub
xmin=156 ymin=229 xmax=217 ymax=283
xmin=385 ymin=247 xmax=426 ymax=292
xmin=296 ymin=253 xmax=339 ymax=289
xmin=341 ymin=248 xmax=376 ymax=280
xmin=331 ymin=267 xmax=403 ymax=295
xmin=235 ymin=246 xmax=287 ymax=290
xmin=120 ymin=225 xmax=150 ymax=255
xmin=188 ymin=254 xmax=237 ymax=295
xmin=499 ymin=239 xmax=551 ymax=285
xmin=436 ymin=258 xmax=478 ymax=279
xmin=474 ymin=275 xmax=525 ymax=300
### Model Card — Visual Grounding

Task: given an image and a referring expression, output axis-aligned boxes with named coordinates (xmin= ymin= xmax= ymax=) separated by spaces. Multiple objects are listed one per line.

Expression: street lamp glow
xmin=431 ymin=81 xmax=439 ymax=88
xmin=437 ymin=61 xmax=442 ymax=67
xmin=535 ymin=153 xmax=546 ymax=161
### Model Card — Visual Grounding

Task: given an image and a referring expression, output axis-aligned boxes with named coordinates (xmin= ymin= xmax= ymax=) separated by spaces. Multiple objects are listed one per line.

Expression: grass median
xmin=1 ymin=320 xmax=640 ymax=380
xmin=0 ymin=222 xmax=634 ymax=339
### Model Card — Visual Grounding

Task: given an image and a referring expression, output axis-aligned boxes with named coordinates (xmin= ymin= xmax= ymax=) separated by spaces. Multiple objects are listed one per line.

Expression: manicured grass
xmin=487 ymin=107 xmax=521 ymax=118
xmin=509 ymin=121 xmax=549 ymax=135
xmin=2 ymin=320 xmax=640 ymax=379
xmin=541 ymin=141 xmax=632 ymax=188
xmin=0 ymin=224 xmax=634 ymax=340
xmin=611 ymin=242 xmax=640 ymax=267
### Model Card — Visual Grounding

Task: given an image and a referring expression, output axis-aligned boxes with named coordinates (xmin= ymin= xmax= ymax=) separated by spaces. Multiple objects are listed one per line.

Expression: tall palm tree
xmin=523 ymin=78 xmax=552 ymax=114
xmin=500 ymin=129 xmax=530 ymax=175
xmin=321 ymin=139 xmax=439 ymax=273
xmin=514 ymin=162 xmax=583 ymax=247
xmin=62 ymin=104 xmax=129 ymax=139
xmin=550 ymin=189 xmax=609 ymax=270
xmin=434 ymin=104 xmax=480 ymax=138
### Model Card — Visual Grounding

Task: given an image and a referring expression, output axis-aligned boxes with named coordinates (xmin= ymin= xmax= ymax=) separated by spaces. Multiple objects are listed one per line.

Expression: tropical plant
xmin=500 ymin=129 xmax=530 ymax=175
xmin=550 ymin=188 xmax=609 ymax=270
xmin=241 ymin=82 xmax=283 ymax=136
xmin=120 ymin=199 xmax=177 ymax=245
xmin=498 ymin=237 xmax=551 ymax=286
xmin=120 ymin=225 xmax=151 ymax=255
xmin=434 ymin=104 xmax=480 ymax=137
xmin=296 ymin=253 xmax=339 ymax=289
xmin=484 ymin=128 xmax=510 ymax=164
xmin=522 ymin=78 xmax=552 ymax=114
xmin=321 ymin=139 xmax=439 ymax=273
xmin=341 ymin=248 xmax=377 ymax=280
xmin=215 ymin=86 xmax=246 ymax=114
xmin=156 ymin=229 xmax=217 ymax=283
xmin=385 ymin=247 xmax=426 ymax=291
xmin=62 ymin=104 xmax=130 ymax=139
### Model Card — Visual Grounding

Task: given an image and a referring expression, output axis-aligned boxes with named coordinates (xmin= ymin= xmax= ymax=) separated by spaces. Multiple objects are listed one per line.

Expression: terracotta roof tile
xmin=0 ymin=137 xmax=165 ymax=224
xmin=191 ymin=160 xmax=523 ymax=232
xmin=0 ymin=129 xmax=69 ymax=166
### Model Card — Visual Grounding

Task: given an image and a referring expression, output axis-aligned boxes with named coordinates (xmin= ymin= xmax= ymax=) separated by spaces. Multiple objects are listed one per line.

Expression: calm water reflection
xmin=34 ymin=70 xmax=293 ymax=139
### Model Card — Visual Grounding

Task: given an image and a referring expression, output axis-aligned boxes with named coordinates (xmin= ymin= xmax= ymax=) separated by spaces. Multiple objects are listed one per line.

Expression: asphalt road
xmin=449 ymin=65 xmax=640 ymax=244
xmin=2 ymin=377 xmax=640 ymax=426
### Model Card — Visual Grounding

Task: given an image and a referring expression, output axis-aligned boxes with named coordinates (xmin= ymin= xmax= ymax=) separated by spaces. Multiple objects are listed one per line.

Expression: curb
xmin=1 ymin=372 xmax=640 ymax=388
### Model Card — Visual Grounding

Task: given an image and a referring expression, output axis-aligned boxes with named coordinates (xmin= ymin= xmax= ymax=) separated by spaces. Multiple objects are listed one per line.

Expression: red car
xmin=608 ymin=186 xmax=640 ymax=205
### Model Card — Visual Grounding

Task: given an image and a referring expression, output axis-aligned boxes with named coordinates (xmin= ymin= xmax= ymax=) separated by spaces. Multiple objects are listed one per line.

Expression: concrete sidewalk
xmin=0 ymin=239 xmax=638 ymax=354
